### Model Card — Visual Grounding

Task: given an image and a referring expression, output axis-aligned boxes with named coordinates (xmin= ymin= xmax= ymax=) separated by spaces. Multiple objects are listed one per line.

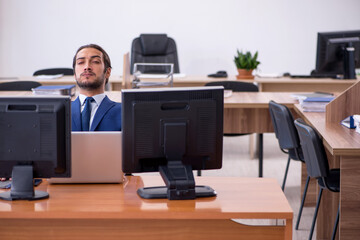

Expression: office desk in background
xmin=255 ymin=77 xmax=357 ymax=92
xmin=120 ymin=75 xmax=357 ymax=92
xmin=0 ymin=176 xmax=293 ymax=240
xmin=121 ymin=75 xmax=357 ymax=92
xmin=2 ymin=75 xmax=357 ymax=92
xmin=295 ymin=105 xmax=360 ymax=240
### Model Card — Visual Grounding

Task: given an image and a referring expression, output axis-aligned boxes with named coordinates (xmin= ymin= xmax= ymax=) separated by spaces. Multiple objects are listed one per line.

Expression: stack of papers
xmin=136 ymin=74 xmax=170 ymax=79
xmin=341 ymin=116 xmax=357 ymax=128
xmin=299 ymin=97 xmax=334 ymax=112
xmin=256 ymin=73 xmax=283 ymax=78
xmin=32 ymin=85 xmax=76 ymax=96
xmin=224 ymin=90 xmax=233 ymax=98
xmin=35 ymin=74 xmax=64 ymax=79
xmin=291 ymin=92 xmax=334 ymax=100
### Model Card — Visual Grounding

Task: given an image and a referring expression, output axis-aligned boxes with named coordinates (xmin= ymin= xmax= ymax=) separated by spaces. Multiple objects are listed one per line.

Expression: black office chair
xmin=268 ymin=100 xmax=310 ymax=230
xmin=0 ymin=81 xmax=41 ymax=91
xmin=33 ymin=68 xmax=74 ymax=76
xmin=294 ymin=119 xmax=340 ymax=240
xmin=206 ymin=81 xmax=258 ymax=138
xmin=269 ymin=101 xmax=305 ymax=190
xmin=130 ymin=34 xmax=180 ymax=74
xmin=205 ymin=81 xmax=258 ymax=93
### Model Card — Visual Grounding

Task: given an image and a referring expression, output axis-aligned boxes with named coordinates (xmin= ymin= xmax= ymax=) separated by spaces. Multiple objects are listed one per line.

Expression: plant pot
xmin=236 ymin=69 xmax=254 ymax=80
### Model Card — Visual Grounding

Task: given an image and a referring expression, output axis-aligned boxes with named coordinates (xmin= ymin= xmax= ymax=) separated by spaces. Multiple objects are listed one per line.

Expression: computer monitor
xmin=0 ymin=96 xmax=71 ymax=201
xmin=315 ymin=30 xmax=360 ymax=79
xmin=122 ymin=86 xmax=223 ymax=200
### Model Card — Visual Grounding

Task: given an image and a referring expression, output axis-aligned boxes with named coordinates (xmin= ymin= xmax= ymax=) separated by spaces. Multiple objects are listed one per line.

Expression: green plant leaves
xmin=234 ymin=50 xmax=260 ymax=70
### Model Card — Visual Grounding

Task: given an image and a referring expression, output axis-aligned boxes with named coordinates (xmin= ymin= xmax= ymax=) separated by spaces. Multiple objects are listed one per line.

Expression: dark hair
xmin=72 ymin=44 xmax=112 ymax=83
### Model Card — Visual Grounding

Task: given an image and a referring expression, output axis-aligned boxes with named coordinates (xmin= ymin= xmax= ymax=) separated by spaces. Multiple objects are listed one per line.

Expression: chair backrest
xmin=269 ymin=100 xmax=301 ymax=151
xmin=294 ymin=119 xmax=329 ymax=178
xmin=0 ymin=81 xmax=41 ymax=91
xmin=130 ymin=34 xmax=180 ymax=74
xmin=33 ymin=68 xmax=74 ymax=76
xmin=204 ymin=81 xmax=258 ymax=92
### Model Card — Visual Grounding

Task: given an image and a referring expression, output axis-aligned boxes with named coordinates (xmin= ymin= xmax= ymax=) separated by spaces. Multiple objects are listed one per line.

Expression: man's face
xmin=74 ymin=47 xmax=110 ymax=90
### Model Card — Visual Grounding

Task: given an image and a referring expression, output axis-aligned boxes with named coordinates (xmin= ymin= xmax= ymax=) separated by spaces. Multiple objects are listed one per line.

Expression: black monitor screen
xmin=0 ymin=96 xmax=71 ymax=200
xmin=315 ymin=30 xmax=360 ymax=79
xmin=122 ymin=86 xmax=223 ymax=200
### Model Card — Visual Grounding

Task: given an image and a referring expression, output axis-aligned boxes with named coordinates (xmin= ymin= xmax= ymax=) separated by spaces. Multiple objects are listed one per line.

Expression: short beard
xmin=76 ymin=73 xmax=106 ymax=91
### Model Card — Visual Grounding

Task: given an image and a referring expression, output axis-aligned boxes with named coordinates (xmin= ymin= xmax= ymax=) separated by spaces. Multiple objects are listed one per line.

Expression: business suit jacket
xmin=72 ymin=96 xmax=122 ymax=131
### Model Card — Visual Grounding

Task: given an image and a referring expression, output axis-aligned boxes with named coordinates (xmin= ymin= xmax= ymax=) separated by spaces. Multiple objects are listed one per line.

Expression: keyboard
xmin=0 ymin=179 xmax=42 ymax=189
xmin=0 ymin=180 xmax=11 ymax=189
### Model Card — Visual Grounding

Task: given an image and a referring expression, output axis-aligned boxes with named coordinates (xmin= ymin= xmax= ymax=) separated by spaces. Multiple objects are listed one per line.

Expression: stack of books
xmin=291 ymin=92 xmax=334 ymax=100
xmin=32 ymin=85 xmax=76 ymax=96
xmin=299 ymin=97 xmax=334 ymax=112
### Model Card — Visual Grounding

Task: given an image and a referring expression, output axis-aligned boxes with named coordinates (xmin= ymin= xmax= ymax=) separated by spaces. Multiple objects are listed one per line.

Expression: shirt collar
xmin=79 ymin=93 xmax=106 ymax=106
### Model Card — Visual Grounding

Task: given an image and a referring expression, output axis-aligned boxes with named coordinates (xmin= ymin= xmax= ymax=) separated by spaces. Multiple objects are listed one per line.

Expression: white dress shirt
xmin=79 ymin=93 xmax=106 ymax=129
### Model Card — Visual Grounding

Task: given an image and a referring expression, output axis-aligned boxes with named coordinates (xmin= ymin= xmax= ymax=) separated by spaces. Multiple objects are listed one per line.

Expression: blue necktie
xmin=81 ymin=97 xmax=94 ymax=131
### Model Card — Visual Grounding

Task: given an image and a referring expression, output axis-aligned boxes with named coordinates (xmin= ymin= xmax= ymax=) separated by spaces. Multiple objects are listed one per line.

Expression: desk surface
xmin=2 ymin=75 xmax=358 ymax=92
xmin=0 ymin=176 xmax=292 ymax=219
xmin=0 ymin=176 xmax=293 ymax=240
xmin=223 ymin=92 xmax=297 ymax=108
xmin=294 ymin=104 xmax=360 ymax=156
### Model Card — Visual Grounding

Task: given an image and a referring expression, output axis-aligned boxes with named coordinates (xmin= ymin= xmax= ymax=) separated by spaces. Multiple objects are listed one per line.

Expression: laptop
xmin=48 ymin=131 xmax=124 ymax=184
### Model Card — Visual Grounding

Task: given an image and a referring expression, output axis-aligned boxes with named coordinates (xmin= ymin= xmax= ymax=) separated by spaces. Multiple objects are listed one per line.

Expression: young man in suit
xmin=71 ymin=44 xmax=121 ymax=131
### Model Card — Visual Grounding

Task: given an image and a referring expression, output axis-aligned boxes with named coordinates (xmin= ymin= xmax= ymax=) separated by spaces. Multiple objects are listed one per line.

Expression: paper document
xmin=341 ymin=116 xmax=356 ymax=129
xmin=354 ymin=115 xmax=360 ymax=134
xmin=299 ymin=96 xmax=334 ymax=112
xmin=173 ymin=73 xmax=186 ymax=78
xmin=256 ymin=73 xmax=282 ymax=78
xmin=136 ymin=73 xmax=186 ymax=79
xmin=35 ymin=74 xmax=64 ymax=79
xmin=32 ymin=85 xmax=76 ymax=96
xmin=137 ymin=74 xmax=170 ymax=79
xmin=291 ymin=92 xmax=334 ymax=100
xmin=224 ymin=90 xmax=233 ymax=98
xmin=302 ymin=97 xmax=334 ymax=102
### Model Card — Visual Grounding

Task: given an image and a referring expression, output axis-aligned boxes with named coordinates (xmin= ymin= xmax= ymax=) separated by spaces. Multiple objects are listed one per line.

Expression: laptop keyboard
xmin=0 ymin=179 xmax=42 ymax=189
xmin=0 ymin=180 xmax=11 ymax=189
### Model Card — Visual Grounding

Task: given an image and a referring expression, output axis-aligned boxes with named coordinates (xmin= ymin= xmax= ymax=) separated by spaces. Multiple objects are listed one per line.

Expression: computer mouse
xmin=283 ymin=72 xmax=291 ymax=77
xmin=208 ymin=71 xmax=228 ymax=78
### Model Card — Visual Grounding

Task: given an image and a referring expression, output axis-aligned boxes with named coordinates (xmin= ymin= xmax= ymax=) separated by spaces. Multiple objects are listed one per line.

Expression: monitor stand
xmin=0 ymin=165 xmax=49 ymax=201
xmin=343 ymin=43 xmax=356 ymax=79
xmin=137 ymin=162 xmax=216 ymax=200
xmin=137 ymin=122 xmax=216 ymax=200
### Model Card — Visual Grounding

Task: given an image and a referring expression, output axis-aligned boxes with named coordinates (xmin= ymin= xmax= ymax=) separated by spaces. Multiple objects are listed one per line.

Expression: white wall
xmin=1 ymin=0 xmax=360 ymax=77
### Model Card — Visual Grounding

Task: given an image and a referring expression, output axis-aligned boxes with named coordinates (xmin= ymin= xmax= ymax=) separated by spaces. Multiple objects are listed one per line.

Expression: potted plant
xmin=234 ymin=50 xmax=260 ymax=80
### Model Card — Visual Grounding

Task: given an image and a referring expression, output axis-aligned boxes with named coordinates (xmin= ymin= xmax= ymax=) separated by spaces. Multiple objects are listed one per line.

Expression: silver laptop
xmin=49 ymin=131 xmax=124 ymax=184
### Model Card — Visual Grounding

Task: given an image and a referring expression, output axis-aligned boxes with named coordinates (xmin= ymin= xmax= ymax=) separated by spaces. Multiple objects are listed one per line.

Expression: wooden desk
xmin=126 ymin=76 xmax=357 ymax=92
xmin=222 ymin=92 xmax=297 ymax=133
xmin=5 ymin=75 xmax=357 ymax=92
xmin=256 ymin=77 xmax=357 ymax=92
xmin=294 ymin=105 xmax=360 ymax=240
xmin=0 ymin=176 xmax=293 ymax=240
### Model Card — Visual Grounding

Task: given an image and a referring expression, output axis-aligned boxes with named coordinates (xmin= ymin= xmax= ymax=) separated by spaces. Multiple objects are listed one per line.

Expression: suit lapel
xmin=72 ymin=97 xmax=81 ymax=131
xmin=90 ymin=96 xmax=115 ymax=131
